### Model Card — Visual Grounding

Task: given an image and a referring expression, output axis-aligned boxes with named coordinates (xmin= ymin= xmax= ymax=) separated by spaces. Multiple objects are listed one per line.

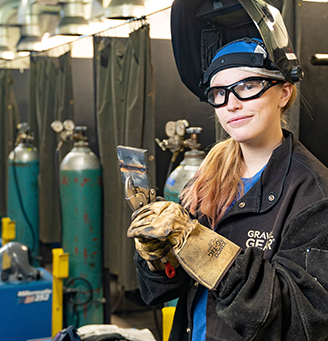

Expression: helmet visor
xmin=237 ymin=0 xmax=302 ymax=84
xmin=170 ymin=0 xmax=303 ymax=101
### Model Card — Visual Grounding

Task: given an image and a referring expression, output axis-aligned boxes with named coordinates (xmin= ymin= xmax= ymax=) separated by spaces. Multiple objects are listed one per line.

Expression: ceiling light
xmin=104 ymin=0 xmax=146 ymax=19
xmin=0 ymin=27 xmax=14 ymax=60
xmin=17 ymin=51 xmax=30 ymax=57
xmin=0 ymin=46 xmax=15 ymax=60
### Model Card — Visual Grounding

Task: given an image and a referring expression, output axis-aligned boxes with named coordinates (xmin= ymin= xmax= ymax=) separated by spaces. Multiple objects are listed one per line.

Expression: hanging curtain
xmin=94 ymin=23 xmax=156 ymax=291
xmin=29 ymin=51 xmax=75 ymax=245
xmin=0 ymin=69 xmax=20 ymax=217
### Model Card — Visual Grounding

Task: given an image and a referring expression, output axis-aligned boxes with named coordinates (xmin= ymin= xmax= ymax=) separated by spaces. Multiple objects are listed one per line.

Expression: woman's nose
xmin=226 ymin=91 xmax=242 ymax=110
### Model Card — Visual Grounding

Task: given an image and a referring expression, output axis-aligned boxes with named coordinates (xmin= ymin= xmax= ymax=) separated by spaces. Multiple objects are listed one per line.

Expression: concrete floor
xmin=112 ymin=307 xmax=162 ymax=341
xmin=107 ymin=278 xmax=164 ymax=341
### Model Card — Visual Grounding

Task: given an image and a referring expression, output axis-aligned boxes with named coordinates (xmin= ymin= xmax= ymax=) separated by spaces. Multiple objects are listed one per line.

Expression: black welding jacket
xmin=134 ymin=131 xmax=328 ymax=340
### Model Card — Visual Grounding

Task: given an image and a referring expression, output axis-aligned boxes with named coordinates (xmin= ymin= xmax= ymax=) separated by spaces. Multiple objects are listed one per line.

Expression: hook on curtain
xmin=129 ymin=15 xmax=148 ymax=32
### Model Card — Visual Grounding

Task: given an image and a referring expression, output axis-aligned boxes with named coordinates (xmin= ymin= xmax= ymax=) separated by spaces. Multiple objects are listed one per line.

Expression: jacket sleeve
xmin=216 ymin=200 xmax=328 ymax=340
xmin=134 ymin=251 xmax=190 ymax=306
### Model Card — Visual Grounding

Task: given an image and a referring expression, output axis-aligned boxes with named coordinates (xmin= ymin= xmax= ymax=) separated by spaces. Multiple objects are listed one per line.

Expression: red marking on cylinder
xmin=92 ymin=238 xmax=98 ymax=242
xmin=75 ymin=237 xmax=78 ymax=243
xmin=84 ymin=248 xmax=88 ymax=261
xmin=90 ymin=226 xmax=93 ymax=233
xmin=92 ymin=251 xmax=98 ymax=256
xmin=81 ymin=178 xmax=91 ymax=187
xmin=74 ymin=178 xmax=78 ymax=182
xmin=84 ymin=213 xmax=88 ymax=223
xmin=75 ymin=247 xmax=78 ymax=255
xmin=62 ymin=176 xmax=69 ymax=185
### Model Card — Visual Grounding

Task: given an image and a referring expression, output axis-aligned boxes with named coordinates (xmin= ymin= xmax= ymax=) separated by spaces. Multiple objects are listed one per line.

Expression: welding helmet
xmin=171 ymin=0 xmax=304 ymax=101
xmin=0 ymin=242 xmax=40 ymax=282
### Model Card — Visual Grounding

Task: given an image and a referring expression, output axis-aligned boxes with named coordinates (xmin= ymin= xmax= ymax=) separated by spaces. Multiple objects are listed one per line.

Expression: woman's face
xmin=211 ymin=68 xmax=292 ymax=147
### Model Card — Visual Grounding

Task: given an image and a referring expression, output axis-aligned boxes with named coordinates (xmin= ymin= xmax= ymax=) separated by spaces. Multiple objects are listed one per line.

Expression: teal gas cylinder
xmin=7 ymin=142 xmax=39 ymax=264
xmin=164 ymin=150 xmax=205 ymax=203
xmin=59 ymin=140 xmax=103 ymax=327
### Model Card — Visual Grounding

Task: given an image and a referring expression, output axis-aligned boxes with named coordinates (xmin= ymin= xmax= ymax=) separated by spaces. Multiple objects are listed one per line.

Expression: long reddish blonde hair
xmin=180 ymin=84 xmax=297 ymax=229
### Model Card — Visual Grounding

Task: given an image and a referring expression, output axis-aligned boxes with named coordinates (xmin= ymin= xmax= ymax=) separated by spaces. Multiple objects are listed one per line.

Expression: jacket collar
xmin=223 ymin=130 xmax=293 ymax=218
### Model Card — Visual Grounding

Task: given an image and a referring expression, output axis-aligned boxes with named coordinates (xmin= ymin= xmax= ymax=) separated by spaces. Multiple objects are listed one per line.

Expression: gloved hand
xmin=128 ymin=201 xmax=242 ymax=290
xmin=129 ymin=201 xmax=192 ymax=275
xmin=134 ymin=231 xmax=178 ymax=272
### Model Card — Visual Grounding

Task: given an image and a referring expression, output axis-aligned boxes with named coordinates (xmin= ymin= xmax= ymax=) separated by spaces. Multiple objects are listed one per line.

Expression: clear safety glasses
xmin=205 ymin=77 xmax=285 ymax=108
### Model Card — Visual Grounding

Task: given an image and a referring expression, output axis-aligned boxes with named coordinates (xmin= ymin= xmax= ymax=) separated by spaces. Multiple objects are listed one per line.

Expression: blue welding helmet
xmin=171 ymin=0 xmax=303 ymax=101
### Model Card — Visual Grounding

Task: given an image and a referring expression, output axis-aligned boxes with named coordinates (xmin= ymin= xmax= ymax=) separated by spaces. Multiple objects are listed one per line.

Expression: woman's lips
xmin=227 ymin=115 xmax=253 ymax=126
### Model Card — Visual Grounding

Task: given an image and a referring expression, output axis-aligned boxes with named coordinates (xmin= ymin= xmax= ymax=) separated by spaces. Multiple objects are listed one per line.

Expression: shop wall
xmin=300 ymin=1 xmax=328 ymax=167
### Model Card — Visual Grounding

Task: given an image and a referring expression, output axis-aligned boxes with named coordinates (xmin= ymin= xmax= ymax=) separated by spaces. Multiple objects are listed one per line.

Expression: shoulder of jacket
xmin=291 ymin=140 xmax=328 ymax=176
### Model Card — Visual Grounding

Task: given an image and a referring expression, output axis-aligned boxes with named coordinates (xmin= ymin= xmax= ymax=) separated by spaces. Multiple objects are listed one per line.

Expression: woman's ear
xmin=279 ymin=82 xmax=294 ymax=108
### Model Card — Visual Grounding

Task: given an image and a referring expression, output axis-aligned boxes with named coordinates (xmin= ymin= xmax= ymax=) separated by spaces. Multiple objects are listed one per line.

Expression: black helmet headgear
xmin=170 ymin=0 xmax=303 ymax=101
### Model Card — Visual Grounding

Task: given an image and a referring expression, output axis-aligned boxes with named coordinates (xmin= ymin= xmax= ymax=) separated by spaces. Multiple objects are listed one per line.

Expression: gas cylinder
xmin=159 ymin=125 xmax=205 ymax=203
xmin=164 ymin=149 xmax=205 ymax=203
xmin=7 ymin=124 xmax=39 ymax=265
xmin=59 ymin=139 xmax=103 ymax=327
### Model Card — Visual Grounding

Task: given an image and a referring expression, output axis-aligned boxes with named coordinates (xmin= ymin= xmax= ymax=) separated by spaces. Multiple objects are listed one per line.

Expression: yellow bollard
xmin=52 ymin=248 xmax=69 ymax=337
xmin=162 ymin=306 xmax=176 ymax=341
xmin=1 ymin=217 xmax=16 ymax=246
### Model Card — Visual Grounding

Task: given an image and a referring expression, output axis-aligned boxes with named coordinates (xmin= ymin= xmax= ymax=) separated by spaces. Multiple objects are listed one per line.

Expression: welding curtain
xmin=29 ymin=51 xmax=74 ymax=244
xmin=95 ymin=24 xmax=156 ymax=291
xmin=0 ymin=70 xmax=20 ymax=217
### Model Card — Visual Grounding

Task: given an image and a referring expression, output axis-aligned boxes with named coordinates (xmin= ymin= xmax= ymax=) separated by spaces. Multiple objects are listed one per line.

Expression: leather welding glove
xmin=127 ymin=201 xmax=242 ymax=290
xmin=132 ymin=227 xmax=179 ymax=273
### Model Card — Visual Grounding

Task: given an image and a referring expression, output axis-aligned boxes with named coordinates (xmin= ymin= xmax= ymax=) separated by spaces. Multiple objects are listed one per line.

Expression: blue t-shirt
xmin=191 ymin=165 xmax=266 ymax=341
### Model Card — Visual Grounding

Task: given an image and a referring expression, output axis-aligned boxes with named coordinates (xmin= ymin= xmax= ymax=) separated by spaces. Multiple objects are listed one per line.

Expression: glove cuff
xmin=174 ymin=222 xmax=241 ymax=290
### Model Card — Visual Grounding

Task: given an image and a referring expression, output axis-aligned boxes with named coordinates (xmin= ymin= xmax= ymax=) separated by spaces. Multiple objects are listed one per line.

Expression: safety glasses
xmin=205 ymin=76 xmax=285 ymax=108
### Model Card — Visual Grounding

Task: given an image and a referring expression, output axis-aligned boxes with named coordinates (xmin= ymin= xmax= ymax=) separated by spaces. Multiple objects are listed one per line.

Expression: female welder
xmin=127 ymin=0 xmax=328 ymax=340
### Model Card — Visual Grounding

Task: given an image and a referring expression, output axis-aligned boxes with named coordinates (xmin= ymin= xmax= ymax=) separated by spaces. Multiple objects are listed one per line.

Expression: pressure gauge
xmin=63 ymin=119 xmax=75 ymax=132
xmin=51 ymin=120 xmax=63 ymax=133
xmin=165 ymin=121 xmax=176 ymax=137
xmin=176 ymin=119 xmax=188 ymax=137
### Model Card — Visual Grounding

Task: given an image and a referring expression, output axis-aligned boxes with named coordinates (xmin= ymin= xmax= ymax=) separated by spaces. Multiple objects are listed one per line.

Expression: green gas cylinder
xmin=164 ymin=149 xmax=205 ymax=203
xmin=60 ymin=140 xmax=103 ymax=327
xmin=7 ymin=125 xmax=39 ymax=265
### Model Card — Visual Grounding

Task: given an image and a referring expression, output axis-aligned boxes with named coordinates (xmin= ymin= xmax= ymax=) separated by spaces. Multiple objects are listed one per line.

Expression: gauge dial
xmin=51 ymin=120 xmax=63 ymax=133
xmin=165 ymin=121 xmax=176 ymax=137
xmin=176 ymin=119 xmax=189 ymax=136
xmin=63 ymin=119 xmax=75 ymax=131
